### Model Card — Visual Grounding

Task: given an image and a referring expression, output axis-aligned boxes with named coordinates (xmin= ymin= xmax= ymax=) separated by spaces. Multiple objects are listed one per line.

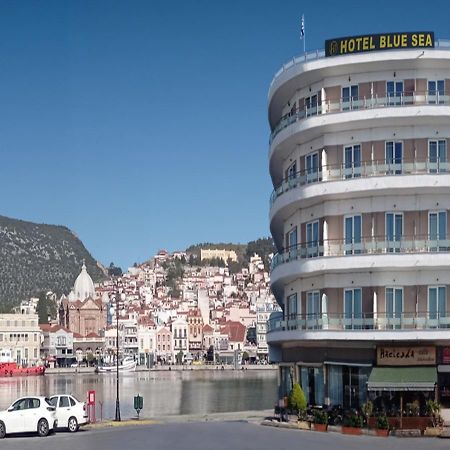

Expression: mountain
xmin=0 ymin=215 xmax=106 ymax=312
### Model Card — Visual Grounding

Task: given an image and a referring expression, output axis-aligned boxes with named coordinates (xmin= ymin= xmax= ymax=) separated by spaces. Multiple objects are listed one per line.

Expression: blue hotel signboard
xmin=325 ymin=32 xmax=434 ymax=57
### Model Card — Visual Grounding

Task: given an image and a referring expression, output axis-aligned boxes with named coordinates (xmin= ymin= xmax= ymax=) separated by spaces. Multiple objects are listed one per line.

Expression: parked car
xmin=49 ymin=394 xmax=88 ymax=432
xmin=0 ymin=396 xmax=57 ymax=438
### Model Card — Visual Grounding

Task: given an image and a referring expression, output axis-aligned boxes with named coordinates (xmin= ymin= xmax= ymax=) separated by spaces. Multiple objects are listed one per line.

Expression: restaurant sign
xmin=325 ymin=32 xmax=434 ymax=57
xmin=377 ymin=346 xmax=436 ymax=366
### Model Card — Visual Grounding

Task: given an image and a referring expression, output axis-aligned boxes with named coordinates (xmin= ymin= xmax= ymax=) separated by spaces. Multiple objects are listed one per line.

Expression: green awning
xmin=367 ymin=367 xmax=437 ymax=391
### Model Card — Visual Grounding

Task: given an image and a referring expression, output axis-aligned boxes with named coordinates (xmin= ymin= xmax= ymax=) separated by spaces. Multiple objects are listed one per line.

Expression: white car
xmin=49 ymin=394 xmax=88 ymax=432
xmin=0 ymin=396 xmax=57 ymax=438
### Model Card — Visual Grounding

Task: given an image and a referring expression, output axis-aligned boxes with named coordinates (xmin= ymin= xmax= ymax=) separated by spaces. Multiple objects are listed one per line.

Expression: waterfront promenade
xmin=4 ymin=421 xmax=450 ymax=450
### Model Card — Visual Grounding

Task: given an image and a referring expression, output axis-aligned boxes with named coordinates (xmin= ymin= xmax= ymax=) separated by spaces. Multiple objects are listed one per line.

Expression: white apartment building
xmin=0 ymin=313 xmax=41 ymax=366
xmin=267 ymin=32 xmax=450 ymax=409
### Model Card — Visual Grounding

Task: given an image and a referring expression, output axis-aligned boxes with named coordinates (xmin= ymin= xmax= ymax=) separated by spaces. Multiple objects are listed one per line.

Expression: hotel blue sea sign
xmin=325 ymin=32 xmax=434 ymax=57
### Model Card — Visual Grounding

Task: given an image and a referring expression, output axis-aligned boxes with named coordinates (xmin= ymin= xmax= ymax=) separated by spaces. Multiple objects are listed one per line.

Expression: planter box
xmin=375 ymin=429 xmax=389 ymax=437
xmin=313 ymin=423 xmax=328 ymax=432
xmin=368 ymin=416 xmax=432 ymax=431
xmin=341 ymin=426 xmax=363 ymax=435
xmin=297 ymin=420 xmax=311 ymax=430
xmin=424 ymin=427 xmax=442 ymax=437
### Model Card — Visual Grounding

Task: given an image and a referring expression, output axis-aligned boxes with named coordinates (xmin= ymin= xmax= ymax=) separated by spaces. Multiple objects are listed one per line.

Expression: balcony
xmin=271 ymin=235 xmax=450 ymax=271
xmin=268 ymin=311 xmax=450 ymax=334
xmin=268 ymin=40 xmax=450 ymax=96
xmin=270 ymin=159 xmax=450 ymax=207
xmin=270 ymin=92 xmax=450 ymax=145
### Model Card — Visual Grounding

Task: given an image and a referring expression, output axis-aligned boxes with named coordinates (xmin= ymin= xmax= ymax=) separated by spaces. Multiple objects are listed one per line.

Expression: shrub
xmin=426 ymin=400 xmax=442 ymax=427
xmin=313 ymin=409 xmax=328 ymax=424
xmin=288 ymin=383 xmax=307 ymax=414
xmin=376 ymin=414 xmax=389 ymax=430
xmin=343 ymin=413 xmax=364 ymax=428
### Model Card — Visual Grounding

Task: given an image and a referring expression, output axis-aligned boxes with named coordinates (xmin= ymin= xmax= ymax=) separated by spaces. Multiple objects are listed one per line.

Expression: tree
xmin=108 ymin=263 xmax=122 ymax=277
xmin=288 ymin=383 xmax=307 ymax=414
xmin=36 ymin=291 xmax=57 ymax=324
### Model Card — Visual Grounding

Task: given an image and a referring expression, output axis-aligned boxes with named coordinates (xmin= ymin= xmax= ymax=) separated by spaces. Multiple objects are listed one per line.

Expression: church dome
xmin=73 ymin=262 xmax=95 ymax=301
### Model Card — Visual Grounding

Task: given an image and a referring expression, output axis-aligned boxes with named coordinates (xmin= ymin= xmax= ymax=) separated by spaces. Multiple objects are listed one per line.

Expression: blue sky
xmin=1 ymin=0 xmax=449 ymax=269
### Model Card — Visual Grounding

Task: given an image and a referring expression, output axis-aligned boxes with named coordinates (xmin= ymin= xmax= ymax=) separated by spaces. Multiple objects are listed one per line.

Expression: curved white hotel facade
xmin=267 ymin=32 xmax=450 ymax=409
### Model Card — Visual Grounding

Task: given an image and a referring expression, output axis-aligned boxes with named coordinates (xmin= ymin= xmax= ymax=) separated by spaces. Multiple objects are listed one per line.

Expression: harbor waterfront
xmin=0 ymin=369 xmax=277 ymax=420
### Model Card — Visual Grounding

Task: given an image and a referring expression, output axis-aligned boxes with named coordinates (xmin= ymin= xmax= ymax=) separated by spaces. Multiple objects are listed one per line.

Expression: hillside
xmin=186 ymin=237 xmax=275 ymax=270
xmin=0 ymin=215 xmax=106 ymax=311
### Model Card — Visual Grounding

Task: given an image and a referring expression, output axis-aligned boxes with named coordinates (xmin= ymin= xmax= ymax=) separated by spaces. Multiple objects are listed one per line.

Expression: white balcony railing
xmin=270 ymin=158 xmax=449 ymax=206
xmin=270 ymin=91 xmax=450 ymax=145
xmin=268 ymin=311 xmax=450 ymax=333
xmin=271 ymin=235 xmax=450 ymax=271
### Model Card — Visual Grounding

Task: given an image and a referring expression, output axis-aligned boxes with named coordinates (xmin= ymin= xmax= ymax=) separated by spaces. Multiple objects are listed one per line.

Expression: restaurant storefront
xmin=278 ymin=343 xmax=442 ymax=411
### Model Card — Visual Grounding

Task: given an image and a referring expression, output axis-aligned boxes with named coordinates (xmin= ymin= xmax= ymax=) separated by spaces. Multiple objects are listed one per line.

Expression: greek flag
xmin=300 ymin=15 xmax=305 ymax=39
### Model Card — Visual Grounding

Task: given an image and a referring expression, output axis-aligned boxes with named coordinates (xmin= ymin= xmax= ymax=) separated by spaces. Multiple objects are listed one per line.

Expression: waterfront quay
xmin=4 ymin=422 xmax=450 ymax=450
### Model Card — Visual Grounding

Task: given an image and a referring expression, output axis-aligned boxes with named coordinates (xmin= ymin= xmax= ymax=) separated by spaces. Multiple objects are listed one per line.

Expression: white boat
xmin=97 ymin=357 xmax=137 ymax=373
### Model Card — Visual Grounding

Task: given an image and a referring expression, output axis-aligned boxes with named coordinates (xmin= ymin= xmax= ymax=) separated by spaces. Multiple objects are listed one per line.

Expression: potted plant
xmin=342 ymin=413 xmax=364 ymax=435
xmin=288 ymin=383 xmax=309 ymax=429
xmin=424 ymin=400 xmax=443 ymax=436
xmin=313 ymin=409 xmax=328 ymax=432
xmin=375 ymin=414 xmax=389 ymax=437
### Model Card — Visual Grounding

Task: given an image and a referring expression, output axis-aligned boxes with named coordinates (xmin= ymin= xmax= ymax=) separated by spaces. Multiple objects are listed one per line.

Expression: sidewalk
xmin=85 ymin=409 xmax=273 ymax=429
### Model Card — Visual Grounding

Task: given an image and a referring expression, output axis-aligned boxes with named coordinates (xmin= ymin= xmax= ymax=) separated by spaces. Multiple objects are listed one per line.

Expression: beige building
xmin=0 ymin=313 xmax=41 ymax=366
xmin=200 ymin=248 xmax=237 ymax=263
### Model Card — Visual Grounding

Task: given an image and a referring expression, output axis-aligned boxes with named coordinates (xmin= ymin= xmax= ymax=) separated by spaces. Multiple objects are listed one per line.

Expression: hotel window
xmin=306 ymin=220 xmax=320 ymax=257
xmin=385 ymin=212 xmax=403 ymax=252
xmin=286 ymin=226 xmax=298 ymax=260
xmin=342 ymin=85 xmax=359 ymax=111
xmin=344 ymin=215 xmax=362 ymax=255
xmin=306 ymin=291 xmax=320 ymax=319
xmin=386 ymin=80 xmax=404 ymax=105
xmin=343 ymin=144 xmax=361 ymax=178
xmin=385 ymin=287 xmax=403 ymax=326
xmin=285 ymin=160 xmax=297 ymax=182
xmin=305 ymin=93 xmax=319 ymax=117
xmin=385 ymin=141 xmax=403 ymax=174
xmin=428 ymin=80 xmax=445 ymax=104
xmin=305 ymin=151 xmax=320 ymax=183
xmin=428 ymin=286 xmax=446 ymax=320
xmin=34 ymin=348 xmax=37 ymax=358
xmin=428 ymin=140 xmax=447 ymax=172
xmin=428 ymin=211 xmax=447 ymax=250
xmin=344 ymin=288 xmax=362 ymax=329
xmin=286 ymin=293 xmax=298 ymax=320
xmin=0 ymin=334 xmax=2 ymax=342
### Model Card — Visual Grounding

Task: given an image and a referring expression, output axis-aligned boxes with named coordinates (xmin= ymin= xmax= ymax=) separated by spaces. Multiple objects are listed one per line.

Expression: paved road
xmin=3 ymin=422 xmax=450 ymax=450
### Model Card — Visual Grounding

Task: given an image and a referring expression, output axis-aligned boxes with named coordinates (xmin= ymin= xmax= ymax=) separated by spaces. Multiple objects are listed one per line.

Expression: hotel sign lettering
xmin=325 ymin=32 xmax=434 ymax=57
xmin=377 ymin=346 xmax=436 ymax=366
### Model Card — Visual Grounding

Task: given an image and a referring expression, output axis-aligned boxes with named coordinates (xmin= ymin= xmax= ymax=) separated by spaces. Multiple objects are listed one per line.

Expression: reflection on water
xmin=0 ymin=370 xmax=277 ymax=419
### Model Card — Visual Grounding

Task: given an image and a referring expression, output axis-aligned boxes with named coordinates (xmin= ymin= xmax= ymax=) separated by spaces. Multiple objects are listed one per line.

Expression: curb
xmin=85 ymin=419 xmax=160 ymax=429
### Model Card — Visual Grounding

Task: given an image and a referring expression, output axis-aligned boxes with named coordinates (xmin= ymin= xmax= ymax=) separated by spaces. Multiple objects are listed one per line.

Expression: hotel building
xmin=267 ymin=33 xmax=450 ymax=410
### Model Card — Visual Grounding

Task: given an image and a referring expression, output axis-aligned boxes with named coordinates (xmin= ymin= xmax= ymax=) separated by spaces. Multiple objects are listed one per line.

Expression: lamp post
xmin=114 ymin=278 xmax=123 ymax=422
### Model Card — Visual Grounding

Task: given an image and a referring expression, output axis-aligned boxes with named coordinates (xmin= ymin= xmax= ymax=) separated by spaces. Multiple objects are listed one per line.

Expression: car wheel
xmin=37 ymin=418 xmax=49 ymax=437
xmin=0 ymin=421 xmax=6 ymax=439
xmin=68 ymin=417 xmax=79 ymax=433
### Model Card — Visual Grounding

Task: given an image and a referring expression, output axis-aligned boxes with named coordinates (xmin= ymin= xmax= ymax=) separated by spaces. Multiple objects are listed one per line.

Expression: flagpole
xmin=301 ymin=14 xmax=306 ymax=55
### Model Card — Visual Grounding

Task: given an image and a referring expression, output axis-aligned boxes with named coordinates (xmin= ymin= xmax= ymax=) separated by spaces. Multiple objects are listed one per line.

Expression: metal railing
xmin=269 ymin=91 xmax=450 ymax=145
xmin=268 ymin=39 xmax=450 ymax=93
xmin=267 ymin=311 xmax=450 ymax=333
xmin=270 ymin=235 xmax=450 ymax=271
xmin=270 ymin=158 xmax=449 ymax=206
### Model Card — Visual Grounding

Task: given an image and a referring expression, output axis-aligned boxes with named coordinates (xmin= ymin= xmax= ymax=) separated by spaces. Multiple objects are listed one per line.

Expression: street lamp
xmin=113 ymin=278 xmax=124 ymax=422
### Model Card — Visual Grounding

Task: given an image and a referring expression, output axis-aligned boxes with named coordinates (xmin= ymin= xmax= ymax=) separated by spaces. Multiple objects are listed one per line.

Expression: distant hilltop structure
xmin=200 ymin=248 xmax=237 ymax=263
